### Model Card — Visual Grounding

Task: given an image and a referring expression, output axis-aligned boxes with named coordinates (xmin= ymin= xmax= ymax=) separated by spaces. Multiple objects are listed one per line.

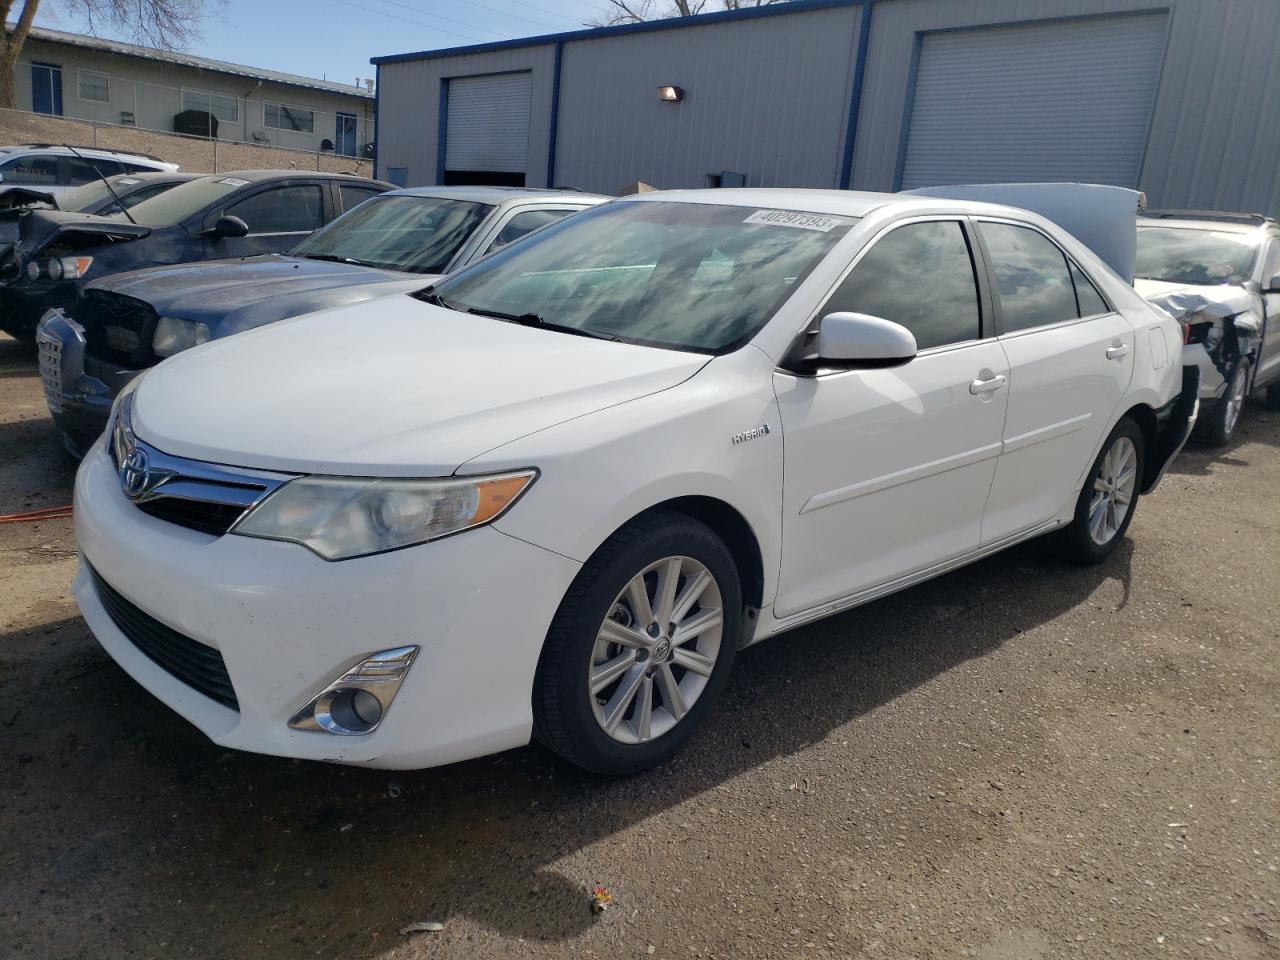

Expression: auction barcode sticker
xmin=743 ymin=210 xmax=850 ymax=232
xmin=219 ymin=177 xmax=250 ymax=187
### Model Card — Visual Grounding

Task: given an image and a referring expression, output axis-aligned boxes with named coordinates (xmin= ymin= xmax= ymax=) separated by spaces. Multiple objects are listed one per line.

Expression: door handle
xmin=1106 ymin=343 xmax=1130 ymax=360
xmin=969 ymin=374 xmax=1007 ymax=395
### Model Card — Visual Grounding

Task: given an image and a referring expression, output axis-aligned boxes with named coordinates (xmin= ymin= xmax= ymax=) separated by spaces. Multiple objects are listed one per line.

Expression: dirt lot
xmin=0 ymin=331 xmax=1276 ymax=960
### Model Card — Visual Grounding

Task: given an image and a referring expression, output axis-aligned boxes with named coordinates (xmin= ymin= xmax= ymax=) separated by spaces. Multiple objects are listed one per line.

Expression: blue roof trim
xmin=371 ymin=0 xmax=862 ymax=66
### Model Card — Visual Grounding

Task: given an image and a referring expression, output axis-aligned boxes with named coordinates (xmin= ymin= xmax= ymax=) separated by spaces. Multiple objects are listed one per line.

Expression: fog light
xmin=25 ymin=261 xmax=40 ymax=281
xmin=288 ymin=645 xmax=418 ymax=736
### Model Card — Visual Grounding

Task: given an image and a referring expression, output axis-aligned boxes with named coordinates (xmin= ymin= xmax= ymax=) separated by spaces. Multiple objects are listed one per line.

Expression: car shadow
xmin=0 ymin=332 xmax=37 ymax=373
xmin=1 ymin=537 xmax=1134 ymax=957
xmin=1170 ymin=397 xmax=1277 ymax=477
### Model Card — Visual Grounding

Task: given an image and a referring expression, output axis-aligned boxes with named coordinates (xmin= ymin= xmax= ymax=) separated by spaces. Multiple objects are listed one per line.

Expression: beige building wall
xmin=12 ymin=36 xmax=374 ymax=156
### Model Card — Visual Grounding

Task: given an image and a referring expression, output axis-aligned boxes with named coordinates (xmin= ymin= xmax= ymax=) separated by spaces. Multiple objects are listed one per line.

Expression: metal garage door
xmin=900 ymin=14 xmax=1167 ymax=190
xmin=445 ymin=72 xmax=532 ymax=174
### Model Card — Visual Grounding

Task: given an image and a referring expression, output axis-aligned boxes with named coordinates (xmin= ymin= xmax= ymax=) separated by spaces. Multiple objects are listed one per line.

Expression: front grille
xmin=36 ymin=327 xmax=63 ymax=412
xmin=78 ymin=290 xmax=159 ymax=367
xmin=136 ymin=497 xmax=249 ymax=537
xmin=90 ymin=565 xmax=239 ymax=710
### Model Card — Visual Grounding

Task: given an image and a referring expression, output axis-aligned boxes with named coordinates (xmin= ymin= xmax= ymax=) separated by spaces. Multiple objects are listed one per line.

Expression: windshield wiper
xmin=465 ymin=306 xmax=621 ymax=342
xmin=298 ymin=253 xmax=372 ymax=266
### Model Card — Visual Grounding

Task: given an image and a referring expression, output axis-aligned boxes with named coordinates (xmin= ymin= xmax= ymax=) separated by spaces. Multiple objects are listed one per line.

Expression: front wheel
xmin=533 ymin=510 xmax=741 ymax=775
xmin=1202 ymin=359 xmax=1250 ymax=446
xmin=1052 ymin=417 xmax=1145 ymax=564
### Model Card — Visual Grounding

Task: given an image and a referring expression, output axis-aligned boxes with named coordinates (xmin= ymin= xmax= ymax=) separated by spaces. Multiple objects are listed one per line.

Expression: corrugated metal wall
xmin=553 ymin=5 xmax=862 ymax=194
xmin=376 ymin=45 xmax=556 ymax=187
xmin=374 ymin=0 xmax=1279 ymax=215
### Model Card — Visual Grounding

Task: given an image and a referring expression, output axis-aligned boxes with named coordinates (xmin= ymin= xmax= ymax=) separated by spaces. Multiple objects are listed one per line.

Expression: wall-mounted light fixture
xmin=658 ymin=85 xmax=685 ymax=103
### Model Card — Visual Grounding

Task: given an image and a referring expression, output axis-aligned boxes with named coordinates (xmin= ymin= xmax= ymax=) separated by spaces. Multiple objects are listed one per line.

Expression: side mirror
xmin=1266 ymin=273 xmax=1280 ymax=294
xmin=206 ymin=214 xmax=249 ymax=239
xmin=816 ymin=312 xmax=917 ymax=366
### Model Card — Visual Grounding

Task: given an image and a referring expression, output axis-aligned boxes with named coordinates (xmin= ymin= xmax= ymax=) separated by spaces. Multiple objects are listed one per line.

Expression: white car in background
xmin=73 ymin=188 xmax=1197 ymax=775
xmin=1136 ymin=212 xmax=1280 ymax=444
xmin=0 ymin=144 xmax=179 ymax=199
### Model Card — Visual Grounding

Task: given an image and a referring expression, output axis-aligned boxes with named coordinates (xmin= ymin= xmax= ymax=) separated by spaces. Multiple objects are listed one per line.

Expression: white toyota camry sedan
xmin=73 ymin=188 xmax=1198 ymax=774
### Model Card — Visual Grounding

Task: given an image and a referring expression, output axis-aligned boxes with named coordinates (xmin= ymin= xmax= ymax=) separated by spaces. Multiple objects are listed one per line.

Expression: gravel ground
xmin=0 ymin=330 xmax=1276 ymax=960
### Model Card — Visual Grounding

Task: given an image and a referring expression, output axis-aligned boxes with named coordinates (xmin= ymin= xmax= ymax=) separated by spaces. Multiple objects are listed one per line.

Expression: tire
xmin=533 ymin=509 xmax=742 ymax=775
xmin=1052 ymin=417 xmax=1145 ymax=565
xmin=1202 ymin=359 xmax=1250 ymax=446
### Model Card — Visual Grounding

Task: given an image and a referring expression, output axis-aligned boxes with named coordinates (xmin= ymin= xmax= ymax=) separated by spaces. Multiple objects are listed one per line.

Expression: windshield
xmin=56 ymin=179 xmax=116 ymax=212
xmin=428 ymin=200 xmax=855 ymax=352
xmin=1136 ymin=226 xmax=1260 ymax=286
xmin=292 ymin=195 xmax=493 ymax=273
xmin=123 ymin=175 xmax=248 ymax=227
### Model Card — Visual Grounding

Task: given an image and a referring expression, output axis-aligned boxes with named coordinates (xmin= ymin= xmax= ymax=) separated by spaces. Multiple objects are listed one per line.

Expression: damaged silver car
xmin=1136 ymin=212 xmax=1280 ymax=444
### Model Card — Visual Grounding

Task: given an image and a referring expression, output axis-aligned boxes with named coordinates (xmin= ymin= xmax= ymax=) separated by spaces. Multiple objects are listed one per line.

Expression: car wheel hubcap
xmin=589 ymin=556 xmax=723 ymax=745
xmin=1225 ymin=367 xmax=1247 ymax=435
xmin=1088 ymin=435 xmax=1138 ymax=546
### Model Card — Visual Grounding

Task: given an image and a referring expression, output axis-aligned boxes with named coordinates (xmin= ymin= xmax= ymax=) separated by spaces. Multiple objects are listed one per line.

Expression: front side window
xmin=338 ymin=184 xmax=382 ymax=213
xmin=485 ymin=208 xmax=576 ymax=254
xmin=431 ymin=201 xmax=855 ymax=353
xmin=227 ymin=185 xmax=324 ymax=233
xmin=1136 ymin=226 xmax=1259 ymax=286
xmin=182 ymin=89 xmax=239 ymax=122
xmin=0 ymin=153 xmax=58 ymax=185
xmin=818 ymin=220 xmax=981 ymax=351
xmin=294 ymin=195 xmax=493 ymax=274
xmin=265 ymin=102 xmax=314 ymax=133
xmin=78 ymin=70 xmax=109 ymax=102
xmin=979 ymin=222 xmax=1078 ymax=333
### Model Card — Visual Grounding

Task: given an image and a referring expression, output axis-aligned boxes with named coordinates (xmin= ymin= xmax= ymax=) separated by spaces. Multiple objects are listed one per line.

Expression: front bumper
xmin=73 ymin=439 xmax=582 ymax=769
xmin=37 ymin=310 xmax=139 ymax=457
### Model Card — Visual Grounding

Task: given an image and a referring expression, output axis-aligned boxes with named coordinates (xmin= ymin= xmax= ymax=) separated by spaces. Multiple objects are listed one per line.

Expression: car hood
xmin=1134 ymin=278 xmax=1257 ymax=323
xmin=132 ymin=297 xmax=710 ymax=475
xmin=93 ymin=255 xmax=435 ymax=333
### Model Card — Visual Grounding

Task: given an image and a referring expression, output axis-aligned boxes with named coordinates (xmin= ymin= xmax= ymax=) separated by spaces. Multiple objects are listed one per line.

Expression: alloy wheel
xmin=1087 ymin=435 xmax=1138 ymax=546
xmin=588 ymin=556 xmax=724 ymax=745
xmin=1224 ymin=365 xmax=1248 ymax=438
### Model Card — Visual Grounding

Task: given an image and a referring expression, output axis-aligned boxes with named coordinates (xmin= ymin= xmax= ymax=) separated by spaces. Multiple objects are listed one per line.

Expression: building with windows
xmin=9 ymin=25 xmax=375 ymax=156
xmin=372 ymin=0 xmax=1278 ymax=215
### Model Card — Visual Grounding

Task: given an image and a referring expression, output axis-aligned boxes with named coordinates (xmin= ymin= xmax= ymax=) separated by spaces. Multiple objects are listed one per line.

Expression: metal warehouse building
xmin=371 ymin=0 xmax=1280 ymax=216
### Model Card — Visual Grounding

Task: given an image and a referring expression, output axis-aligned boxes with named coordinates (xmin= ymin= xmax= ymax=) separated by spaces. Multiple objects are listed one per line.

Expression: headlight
xmin=233 ymin=470 xmax=537 ymax=560
xmin=24 ymin=256 xmax=93 ymax=282
xmin=152 ymin=316 xmax=211 ymax=357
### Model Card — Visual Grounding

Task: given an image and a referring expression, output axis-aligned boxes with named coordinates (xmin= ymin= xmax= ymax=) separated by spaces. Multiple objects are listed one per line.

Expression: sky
xmin=31 ymin=0 xmax=633 ymax=89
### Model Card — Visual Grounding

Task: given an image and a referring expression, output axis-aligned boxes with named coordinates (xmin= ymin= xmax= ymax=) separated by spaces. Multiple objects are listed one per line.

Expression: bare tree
xmin=1 ymin=0 xmax=212 ymax=109
xmin=594 ymin=0 xmax=785 ymax=25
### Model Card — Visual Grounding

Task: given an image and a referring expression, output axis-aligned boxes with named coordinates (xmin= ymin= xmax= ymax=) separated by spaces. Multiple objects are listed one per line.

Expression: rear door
xmin=773 ymin=217 xmax=1009 ymax=618
xmin=206 ymin=181 xmax=328 ymax=258
xmin=976 ymin=219 xmax=1135 ymax=544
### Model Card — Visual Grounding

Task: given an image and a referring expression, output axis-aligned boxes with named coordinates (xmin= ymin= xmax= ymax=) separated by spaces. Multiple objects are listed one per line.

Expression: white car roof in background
xmin=387 ymin=185 xmax=609 ymax=206
xmin=0 ymin=144 xmax=178 ymax=169
xmin=1138 ymin=217 xmax=1269 ymax=235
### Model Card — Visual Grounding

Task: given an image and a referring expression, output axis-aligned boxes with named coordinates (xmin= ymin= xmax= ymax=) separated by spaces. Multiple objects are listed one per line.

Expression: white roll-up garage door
xmin=444 ymin=72 xmax=532 ymax=174
xmin=900 ymin=14 xmax=1167 ymax=190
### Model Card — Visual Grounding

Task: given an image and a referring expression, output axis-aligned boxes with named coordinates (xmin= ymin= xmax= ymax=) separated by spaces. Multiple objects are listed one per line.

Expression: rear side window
xmin=68 ymin=157 xmax=121 ymax=185
xmin=486 ymin=208 xmax=576 ymax=253
xmin=0 ymin=153 xmax=58 ymax=185
xmin=227 ymin=184 xmax=324 ymax=233
xmin=978 ymin=222 xmax=1079 ymax=333
xmin=818 ymin=220 xmax=981 ymax=351
xmin=1070 ymin=261 xmax=1109 ymax=317
xmin=338 ymin=184 xmax=382 ymax=213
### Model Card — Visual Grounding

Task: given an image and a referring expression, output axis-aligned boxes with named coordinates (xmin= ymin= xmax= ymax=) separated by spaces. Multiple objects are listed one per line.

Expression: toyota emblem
xmin=121 ymin=446 xmax=151 ymax=500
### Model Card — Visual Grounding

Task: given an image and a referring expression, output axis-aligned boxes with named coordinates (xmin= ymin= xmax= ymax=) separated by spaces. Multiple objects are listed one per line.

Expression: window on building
xmin=78 ymin=69 xmax=109 ymax=103
xmin=182 ymin=89 xmax=239 ymax=122
xmin=264 ymin=102 xmax=314 ymax=133
xmin=819 ymin=220 xmax=982 ymax=351
xmin=386 ymin=167 xmax=408 ymax=188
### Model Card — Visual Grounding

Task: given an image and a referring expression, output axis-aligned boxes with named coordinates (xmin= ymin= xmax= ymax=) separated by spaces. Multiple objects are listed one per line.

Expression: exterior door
xmin=31 ymin=62 xmax=63 ymax=116
xmin=336 ymin=113 xmax=357 ymax=157
xmin=976 ymin=219 xmax=1135 ymax=544
xmin=774 ymin=218 xmax=1009 ymax=619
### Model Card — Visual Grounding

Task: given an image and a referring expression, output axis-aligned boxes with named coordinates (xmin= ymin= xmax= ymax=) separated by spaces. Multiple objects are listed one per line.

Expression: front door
xmin=975 ymin=219 xmax=1135 ymax=543
xmin=1254 ymin=233 xmax=1280 ymax=388
xmin=774 ymin=218 xmax=1008 ymax=619
xmin=336 ymin=113 xmax=357 ymax=157
xmin=31 ymin=62 xmax=63 ymax=116
xmin=211 ymin=183 xmax=327 ymax=258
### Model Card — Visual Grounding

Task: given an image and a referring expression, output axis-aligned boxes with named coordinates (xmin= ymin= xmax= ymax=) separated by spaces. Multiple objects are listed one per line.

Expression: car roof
xmin=195 ymin=170 xmax=392 ymax=186
xmin=0 ymin=144 xmax=175 ymax=166
xmin=384 ymin=185 xmax=609 ymax=204
xmin=109 ymin=171 xmax=202 ymax=184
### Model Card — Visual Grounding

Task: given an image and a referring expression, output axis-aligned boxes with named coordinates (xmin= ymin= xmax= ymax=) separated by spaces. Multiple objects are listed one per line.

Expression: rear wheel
xmin=533 ymin=510 xmax=741 ymax=774
xmin=1203 ymin=359 xmax=1250 ymax=446
xmin=1052 ymin=417 xmax=1144 ymax=564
